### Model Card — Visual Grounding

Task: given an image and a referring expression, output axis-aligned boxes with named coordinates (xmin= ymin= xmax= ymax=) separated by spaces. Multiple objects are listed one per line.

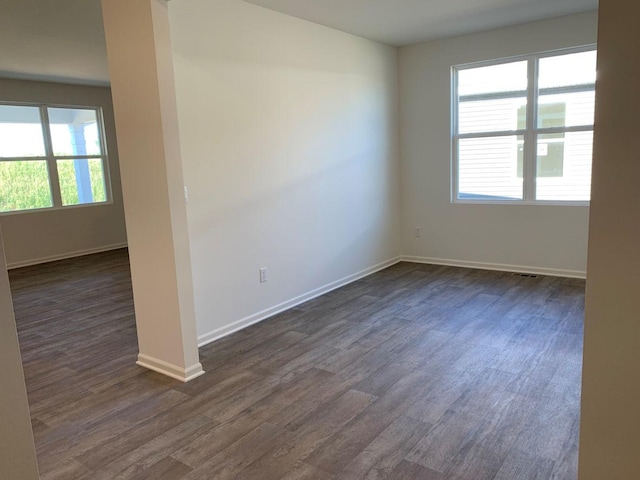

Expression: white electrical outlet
xmin=184 ymin=185 xmax=189 ymax=203
xmin=415 ymin=227 xmax=422 ymax=238
xmin=259 ymin=267 xmax=268 ymax=283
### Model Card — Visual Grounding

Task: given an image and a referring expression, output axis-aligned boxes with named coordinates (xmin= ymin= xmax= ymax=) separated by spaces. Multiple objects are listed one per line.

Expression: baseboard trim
xmin=136 ymin=353 xmax=205 ymax=383
xmin=197 ymin=256 xmax=402 ymax=347
xmin=401 ymin=255 xmax=586 ymax=279
xmin=7 ymin=243 xmax=128 ymax=270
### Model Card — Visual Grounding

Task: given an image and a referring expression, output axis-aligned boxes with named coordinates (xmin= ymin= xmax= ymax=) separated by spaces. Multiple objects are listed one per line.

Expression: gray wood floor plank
xmin=238 ymin=389 xmax=376 ymax=479
xmin=493 ymin=450 xmax=554 ymax=480
xmin=282 ymin=462 xmax=335 ymax=480
xmin=178 ymin=422 xmax=289 ymax=480
xmin=125 ymin=456 xmax=192 ymax=480
xmin=406 ymin=409 xmax=481 ymax=473
xmin=389 ymin=459 xmax=449 ymax=479
xmin=10 ymin=251 xmax=584 ymax=480
xmin=100 ymin=416 xmax=216 ymax=479
xmin=335 ymin=415 xmax=431 ymax=480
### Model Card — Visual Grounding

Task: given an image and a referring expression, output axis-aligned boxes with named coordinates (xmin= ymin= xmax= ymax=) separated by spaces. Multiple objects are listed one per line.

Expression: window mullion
xmin=458 ymin=129 xmax=527 ymax=140
xmin=537 ymin=125 xmax=594 ymax=135
xmin=96 ymin=109 xmax=112 ymax=203
xmin=452 ymin=66 xmax=459 ymax=201
xmin=40 ymin=106 xmax=62 ymax=208
xmin=523 ymin=57 xmax=538 ymax=202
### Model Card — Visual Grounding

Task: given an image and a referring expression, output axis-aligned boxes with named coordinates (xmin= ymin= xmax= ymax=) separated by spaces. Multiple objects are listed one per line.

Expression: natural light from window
xmin=453 ymin=48 xmax=597 ymax=203
xmin=0 ymin=104 xmax=109 ymax=213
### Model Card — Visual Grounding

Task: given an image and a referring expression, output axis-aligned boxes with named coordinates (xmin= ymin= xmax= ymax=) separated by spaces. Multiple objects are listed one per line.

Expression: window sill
xmin=451 ymin=199 xmax=589 ymax=207
xmin=0 ymin=201 xmax=114 ymax=217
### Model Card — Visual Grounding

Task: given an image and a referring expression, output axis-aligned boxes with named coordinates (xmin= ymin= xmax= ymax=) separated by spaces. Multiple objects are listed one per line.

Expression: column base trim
xmin=136 ymin=353 xmax=205 ymax=383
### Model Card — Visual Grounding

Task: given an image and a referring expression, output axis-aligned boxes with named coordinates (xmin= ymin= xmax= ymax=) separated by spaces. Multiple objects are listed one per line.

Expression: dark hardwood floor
xmin=10 ymin=249 xmax=584 ymax=479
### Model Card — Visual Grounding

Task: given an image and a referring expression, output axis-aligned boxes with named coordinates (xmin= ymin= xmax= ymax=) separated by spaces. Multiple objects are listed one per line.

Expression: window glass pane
xmin=536 ymin=131 xmax=593 ymax=201
xmin=48 ymin=108 xmax=102 ymax=156
xmin=458 ymin=135 xmax=523 ymax=201
xmin=538 ymin=91 xmax=595 ymax=128
xmin=0 ymin=105 xmax=46 ymax=157
xmin=458 ymin=61 xmax=528 ymax=97
xmin=459 ymin=97 xmax=526 ymax=134
xmin=537 ymin=133 xmax=565 ymax=177
xmin=57 ymin=159 xmax=107 ymax=206
xmin=538 ymin=50 xmax=597 ymax=89
xmin=0 ymin=160 xmax=52 ymax=212
xmin=454 ymin=50 xmax=595 ymax=204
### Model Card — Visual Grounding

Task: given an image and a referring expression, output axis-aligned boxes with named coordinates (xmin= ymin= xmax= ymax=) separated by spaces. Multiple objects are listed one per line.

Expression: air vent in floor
xmin=512 ymin=273 xmax=539 ymax=278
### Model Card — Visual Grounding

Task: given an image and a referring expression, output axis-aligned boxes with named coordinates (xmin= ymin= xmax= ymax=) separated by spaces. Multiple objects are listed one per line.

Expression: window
xmin=0 ymin=103 xmax=110 ymax=213
xmin=452 ymin=47 xmax=597 ymax=203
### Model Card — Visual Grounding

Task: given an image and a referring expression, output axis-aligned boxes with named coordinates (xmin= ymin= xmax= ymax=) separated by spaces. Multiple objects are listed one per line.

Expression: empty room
xmin=1 ymin=0 xmax=639 ymax=479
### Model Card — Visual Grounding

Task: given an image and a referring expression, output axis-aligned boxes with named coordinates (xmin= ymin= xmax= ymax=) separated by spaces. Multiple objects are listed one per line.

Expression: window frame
xmin=451 ymin=45 xmax=597 ymax=206
xmin=0 ymin=101 xmax=113 ymax=215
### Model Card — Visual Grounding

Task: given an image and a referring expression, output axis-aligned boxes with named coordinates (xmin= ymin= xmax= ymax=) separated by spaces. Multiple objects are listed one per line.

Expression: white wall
xmin=398 ymin=12 xmax=598 ymax=277
xmin=0 ymin=227 xmax=39 ymax=479
xmin=101 ymin=0 xmax=202 ymax=382
xmin=579 ymin=1 xmax=640 ymax=478
xmin=0 ymin=79 xmax=127 ymax=268
xmin=168 ymin=0 xmax=400 ymax=343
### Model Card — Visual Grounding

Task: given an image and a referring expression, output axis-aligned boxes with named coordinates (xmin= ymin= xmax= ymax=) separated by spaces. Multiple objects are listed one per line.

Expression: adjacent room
xmin=2 ymin=0 xmax=639 ymax=479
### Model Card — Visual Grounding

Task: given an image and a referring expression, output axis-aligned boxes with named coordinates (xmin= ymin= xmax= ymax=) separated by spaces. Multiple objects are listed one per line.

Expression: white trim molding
xmin=197 ymin=253 xmax=584 ymax=350
xmin=197 ymin=256 xmax=402 ymax=347
xmin=136 ymin=353 xmax=205 ymax=383
xmin=401 ymin=255 xmax=586 ymax=279
xmin=6 ymin=243 xmax=128 ymax=269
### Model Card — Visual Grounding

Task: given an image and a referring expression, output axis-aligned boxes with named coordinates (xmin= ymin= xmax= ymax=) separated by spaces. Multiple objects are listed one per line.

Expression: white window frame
xmin=0 ymin=102 xmax=112 ymax=215
xmin=451 ymin=45 xmax=597 ymax=206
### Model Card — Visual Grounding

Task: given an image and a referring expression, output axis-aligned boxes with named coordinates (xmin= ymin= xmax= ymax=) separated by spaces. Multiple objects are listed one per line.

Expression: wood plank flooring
xmin=10 ymin=249 xmax=584 ymax=479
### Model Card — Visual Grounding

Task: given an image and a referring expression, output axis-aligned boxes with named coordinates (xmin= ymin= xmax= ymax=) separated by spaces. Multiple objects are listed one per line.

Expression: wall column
xmin=101 ymin=0 xmax=203 ymax=382
xmin=0 ymin=227 xmax=39 ymax=479
xmin=579 ymin=1 xmax=640 ymax=478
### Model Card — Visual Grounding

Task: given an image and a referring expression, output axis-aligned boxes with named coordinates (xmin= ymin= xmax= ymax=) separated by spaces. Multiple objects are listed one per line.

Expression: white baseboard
xmin=136 ymin=353 xmax=205 ymax=383
xmin=401 ymin=255 xmax=586 ymax=279
xmin=7 ymin=243 xmax=128 ymax=270
xmin=197 ymin=256 xmax=402 ymax=347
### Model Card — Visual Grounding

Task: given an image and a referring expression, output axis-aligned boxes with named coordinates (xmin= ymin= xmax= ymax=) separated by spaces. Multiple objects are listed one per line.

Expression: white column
xmin=0 ymin=227 xmax=39 ymax=479
xmin=579 ymin=1 xmax=640 ymax=478
xmin=101 ymin=0 xmax=203 ymax=382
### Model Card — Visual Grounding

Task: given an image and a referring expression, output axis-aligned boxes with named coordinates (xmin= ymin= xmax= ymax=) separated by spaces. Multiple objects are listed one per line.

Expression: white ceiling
xmin=0 ymin=0 xmax=598 ymax=86
xmin=0 ymin=0 xmax=109 ymax=86
xmin=241 ymin=0 xmax=598 ymax=46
